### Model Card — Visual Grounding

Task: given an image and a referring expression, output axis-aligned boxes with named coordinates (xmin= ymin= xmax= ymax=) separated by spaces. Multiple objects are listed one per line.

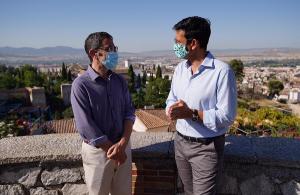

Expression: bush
xmin=232 ymin=106 xmax=300 ymax=137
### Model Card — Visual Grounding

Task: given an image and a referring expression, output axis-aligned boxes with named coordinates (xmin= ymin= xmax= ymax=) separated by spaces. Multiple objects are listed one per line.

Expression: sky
xmin=0 ymin=0 xmax=300 ymax=52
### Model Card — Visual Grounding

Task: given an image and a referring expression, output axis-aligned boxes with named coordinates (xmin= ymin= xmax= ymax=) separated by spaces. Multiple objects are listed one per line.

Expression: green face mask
xmin=173 ymin=43 xmax=189 ymax=59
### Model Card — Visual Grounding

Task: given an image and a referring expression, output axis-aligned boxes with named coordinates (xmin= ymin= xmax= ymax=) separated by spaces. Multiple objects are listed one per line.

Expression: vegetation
xmin=229 ymin=99 xmax=300 ymax=138
xmin=0 ymin=115 xmax=30 ymax=139
xmin=229 ymin=59 xmax=244 ymax=83
xmin=1 ymin=59 xmax=300 ymax=139
xmin=129 ymin=64 xmax=171 ymax=108
xmin=0 ymin=63 xmax=73 ymax=137
xmin=268 ymin=79 xmax=284 ymax=97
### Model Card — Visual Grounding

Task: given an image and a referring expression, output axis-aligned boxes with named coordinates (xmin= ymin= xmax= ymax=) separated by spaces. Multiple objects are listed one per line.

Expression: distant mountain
xmin=1 ymin=46 xmax=300 ymax=57
xmin=137 ymin=50 xmax=174 ymax=57
xmin=211 ymin=48 xmax=300 ymax=56
xmin=0 ymin=46 xmax=299 ymax=66
xmin=0 ymin=46 xmax=139 ymax=58
xmin=0 ymin=46 xmax=85 ymax=57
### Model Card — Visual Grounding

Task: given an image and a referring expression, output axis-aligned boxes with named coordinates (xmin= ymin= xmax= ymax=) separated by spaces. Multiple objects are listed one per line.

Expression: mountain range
xmin=1 ymin=46 xmax=300 ymax=66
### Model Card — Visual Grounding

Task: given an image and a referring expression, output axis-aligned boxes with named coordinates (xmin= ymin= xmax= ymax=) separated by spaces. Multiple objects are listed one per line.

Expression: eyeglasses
xmin=98 ymin=46 xmax=118 ymax=52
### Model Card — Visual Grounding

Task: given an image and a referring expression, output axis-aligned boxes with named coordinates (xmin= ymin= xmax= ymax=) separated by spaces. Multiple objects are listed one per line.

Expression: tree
xmin=136 ymin=74 xmax=141 ymax=89
xmin=145 ymin=81 xmax=159 ymax=106
xmin=229 ymin=59 xmax=244 ymax=83
xmin=67 ymin=69 xmax=72 ymax=82
xmin=20 ymin=64 xmax=37 ymax=74
xmin=132 ymin=90 xmax=145 ymax=108
xmin=268 ymin=80 xmax=284 ymax=97
xmin=157 ymin=78 xmax=171 ymax=95
xmin=156 ymin=65 xmax=162 ymax=78
xmin=63 ymin=107 xmax=74 ymax=119
xmin=49 ymin=95 xmax=64 ymax=113
xmin=54 ymin=111 xmax=63 ymax=120
xmin=0 ymin=64 xmax=7 ymax=73
xmin=61 ymin=62 xmax=67 ymax=80
xmin=148 ymin=73 xmax=154 ymax=82
xmin=6 ymin=66 xmax=16 ymax=75
xmin=142 ymin=71 xmax=147 ymax=87
xmin=144 ymin=79 xmax=168 ymax=108
xmin=23 ymin=70 xmax=37 ymax=87
xmin=53 ymin=80 xmax=64 ymax=95
xmin=19 ymin=64 xmax=44 ymax=87
xmin=0 ymin=74 xmax=16 ymax=89
xmin=164 ymin=75 xmax=169 ymax=80
xmin=128 ymin=64 xmax=135 ymax=93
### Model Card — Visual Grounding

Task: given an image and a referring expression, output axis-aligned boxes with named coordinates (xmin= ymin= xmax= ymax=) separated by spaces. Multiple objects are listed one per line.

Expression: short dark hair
xmin=84 ymin=32 xmax=113 ymax=62
xmin=173 ymin=16 xmax=211 ymax=50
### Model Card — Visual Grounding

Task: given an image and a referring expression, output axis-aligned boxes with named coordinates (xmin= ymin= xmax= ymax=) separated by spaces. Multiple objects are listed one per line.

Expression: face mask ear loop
xmin=97 ymin=51 xmax=107 ymax=64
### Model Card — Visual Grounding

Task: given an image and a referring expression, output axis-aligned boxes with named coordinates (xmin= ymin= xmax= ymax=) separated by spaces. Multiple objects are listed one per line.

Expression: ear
xmin=89 ymin=49 xmax=97 ymax=60
xmin=191 ymin=39 xmax=198 ymax=50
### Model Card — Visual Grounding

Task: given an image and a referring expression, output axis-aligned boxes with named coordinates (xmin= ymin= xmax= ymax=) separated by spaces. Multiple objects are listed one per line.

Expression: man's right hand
xmin=167 ymin=101 xmax=182 ymax=120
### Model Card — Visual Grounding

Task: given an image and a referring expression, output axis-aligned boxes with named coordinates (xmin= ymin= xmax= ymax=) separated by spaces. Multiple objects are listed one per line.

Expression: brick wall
xmin=132 ymin=159 xmax=177 ymax=195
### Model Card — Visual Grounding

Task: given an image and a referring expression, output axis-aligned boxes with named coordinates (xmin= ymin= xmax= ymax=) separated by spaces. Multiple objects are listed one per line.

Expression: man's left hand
xmin=169 ymin=100 xmax=193 ymax=120
xmin=107 ymin=139 xmax=127 ymax=166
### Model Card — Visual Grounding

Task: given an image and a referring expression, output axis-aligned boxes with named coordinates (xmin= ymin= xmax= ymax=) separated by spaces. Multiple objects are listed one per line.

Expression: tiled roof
xmin=43 ymin=118 xmax=77 ymax=134
xmin=43 ymin=109 xmax=177 ymax=134
xmin=135 ymin=109 xmax=176 ymax=131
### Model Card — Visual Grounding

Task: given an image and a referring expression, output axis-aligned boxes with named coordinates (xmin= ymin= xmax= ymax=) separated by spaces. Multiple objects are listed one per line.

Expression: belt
xmin=177 ymin=131 xmax=224 ymax=145
xmin=83 ymin=137 xmax=121 ymax=146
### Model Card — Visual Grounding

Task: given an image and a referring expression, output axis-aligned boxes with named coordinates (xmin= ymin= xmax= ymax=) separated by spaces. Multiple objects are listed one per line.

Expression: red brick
xmin=143 ymin=176 xmax=175 ymax=183
xmin=132 ymin=170 xmax=158 ymax=176
xmin=132 ymin=186 xmax=144 ymax=194
xmin=144 ymin=187 xmax=175 ymax=194
xmin=158 ymin=170 xmax=175 ymax=176
xmin=134 ymin=181 xmax=174 ymax=189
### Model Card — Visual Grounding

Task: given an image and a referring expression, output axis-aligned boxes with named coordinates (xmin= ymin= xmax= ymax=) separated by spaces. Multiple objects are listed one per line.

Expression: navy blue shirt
xmin=71 ymin=65 xmax=135 ymax=147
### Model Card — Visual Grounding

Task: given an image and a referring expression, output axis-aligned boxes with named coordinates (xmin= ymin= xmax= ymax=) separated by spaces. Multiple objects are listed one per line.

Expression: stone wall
xmin=0 ymin=132 xmax=299 ymax=195
xmin=28 ymin=87 xmax=46 ymax=107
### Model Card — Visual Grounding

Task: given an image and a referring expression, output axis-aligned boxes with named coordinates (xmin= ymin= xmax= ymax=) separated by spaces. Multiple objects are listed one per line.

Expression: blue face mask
xmin=173 ymin=43 xmax=189 ymax=59
xmin=102 ymin=52 xmax=118 ymax=70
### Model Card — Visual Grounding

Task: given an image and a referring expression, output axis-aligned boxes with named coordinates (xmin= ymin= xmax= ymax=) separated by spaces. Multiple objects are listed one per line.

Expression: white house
xmin=133 ymin=109 xmax=175 ymax=132
xmin=289 ymin=89 xmax=300 ymax=103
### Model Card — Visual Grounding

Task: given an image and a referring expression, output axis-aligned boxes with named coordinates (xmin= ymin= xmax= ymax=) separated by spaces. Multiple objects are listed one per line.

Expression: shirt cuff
xmin=88 ymin=135 xmax=109 ymax=147
xmin=165 ymin=106 xmax=170 ymax=116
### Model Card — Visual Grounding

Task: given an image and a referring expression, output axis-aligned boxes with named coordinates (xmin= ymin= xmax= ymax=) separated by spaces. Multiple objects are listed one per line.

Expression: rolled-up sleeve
xmin=123 ymin=80 xmax=136 ymax=123
xmin=203 ymin=68 xmax=237 ymax=131
xmin=71 ymin=80 xmax=108 ymax=146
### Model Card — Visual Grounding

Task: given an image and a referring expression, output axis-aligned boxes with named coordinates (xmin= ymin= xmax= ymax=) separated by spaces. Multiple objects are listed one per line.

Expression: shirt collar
xmin=87 ymin=65 xmax=100 ymax=81
xmin=185 ymin=51 xmax=215 ymax=69
xmin=87 ymin=65 xmax=113 ymax=81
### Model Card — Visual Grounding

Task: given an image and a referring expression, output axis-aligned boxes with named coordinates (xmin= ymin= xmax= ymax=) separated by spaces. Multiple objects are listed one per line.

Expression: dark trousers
xmin=174 ymin=132 xmax=225 ymax=195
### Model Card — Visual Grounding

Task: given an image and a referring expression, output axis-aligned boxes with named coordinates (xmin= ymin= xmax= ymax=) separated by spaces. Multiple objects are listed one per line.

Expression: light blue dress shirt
xmin=166 ymin=52 xmax=237 ymax=138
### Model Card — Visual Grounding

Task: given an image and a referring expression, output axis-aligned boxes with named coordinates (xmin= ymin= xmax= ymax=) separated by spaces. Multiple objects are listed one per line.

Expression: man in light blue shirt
xmin=166 ymin=16 xmax=237 ymax=195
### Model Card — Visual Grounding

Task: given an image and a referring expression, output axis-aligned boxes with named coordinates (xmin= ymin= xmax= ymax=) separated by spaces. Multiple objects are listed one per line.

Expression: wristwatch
xmin=192 ymin=109 xmax=199 ymax=121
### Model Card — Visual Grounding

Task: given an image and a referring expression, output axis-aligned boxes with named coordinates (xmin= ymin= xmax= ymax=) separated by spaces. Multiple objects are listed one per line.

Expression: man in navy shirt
xmin=71 ymin=32 xmax=135 ymax=195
